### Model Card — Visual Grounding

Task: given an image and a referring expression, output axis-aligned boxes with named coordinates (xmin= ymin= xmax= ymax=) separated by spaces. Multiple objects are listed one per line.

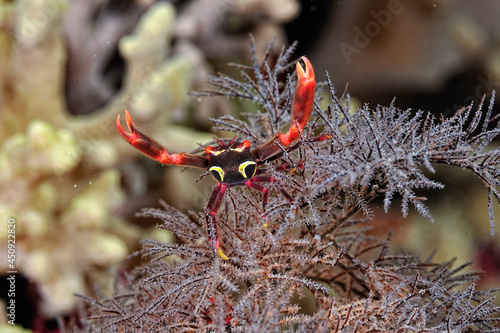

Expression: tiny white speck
xmin=197 ymin=98 xmax=202 ymax=102
xmin=89 ymin=182 xmax=93 ymax=185
xmin=74 ymin=184 xmax=77 ymax=188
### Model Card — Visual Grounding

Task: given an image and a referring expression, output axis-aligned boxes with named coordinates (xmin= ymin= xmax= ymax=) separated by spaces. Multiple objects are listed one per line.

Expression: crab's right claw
xmin=116 ymin=110 xmax=135 ymax=143
xmin=116 ymin=111 xmax=209 ymax=168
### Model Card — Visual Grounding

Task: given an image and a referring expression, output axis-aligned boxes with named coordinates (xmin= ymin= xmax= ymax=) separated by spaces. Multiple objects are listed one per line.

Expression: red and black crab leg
xmin=252 ymin=56 xmax=317 ymax=162
xmin=205 ymin=183 xmax=229 ymax=260
xmin=116 ymin=110 xmax=209 ymax=169
xmin=244 ymin=177 xmax=270 ymax=211
xmin=245 ymin=175 xmax=294 ymax=212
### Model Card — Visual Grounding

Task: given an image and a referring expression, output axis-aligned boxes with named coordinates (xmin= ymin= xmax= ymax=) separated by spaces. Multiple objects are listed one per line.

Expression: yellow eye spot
xmin=209 ymin=166 xmax=225 ymax=182
xmin=239 ymin=161 xmax=257 ymax=178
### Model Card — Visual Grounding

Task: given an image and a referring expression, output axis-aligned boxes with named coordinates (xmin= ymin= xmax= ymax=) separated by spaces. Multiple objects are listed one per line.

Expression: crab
xmin=116 ymin=56 xmax=321 ymax=260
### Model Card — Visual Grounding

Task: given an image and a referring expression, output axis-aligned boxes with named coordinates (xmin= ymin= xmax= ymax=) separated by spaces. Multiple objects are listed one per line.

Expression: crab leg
xmin=206 ymin=183 xmax=229 ymax=260
xmin=246 ymin=175 xmax=294 ymax=211
xmin=245 ymin=178 xmax=269 ymax=211
xmin=253 ymin=56 xmax=317 ymax=161
xmin=116 ymin=110 xmax=208 ymax=169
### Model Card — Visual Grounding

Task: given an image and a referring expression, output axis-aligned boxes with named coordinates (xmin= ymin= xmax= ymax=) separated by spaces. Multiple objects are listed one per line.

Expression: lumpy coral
xmin=0 ymin=0 xmax=303 ymax=325
xmin=0 ymin=0 xmax=196 ymax=320
xmin=0 ymin=120 xmax=132 ymax=316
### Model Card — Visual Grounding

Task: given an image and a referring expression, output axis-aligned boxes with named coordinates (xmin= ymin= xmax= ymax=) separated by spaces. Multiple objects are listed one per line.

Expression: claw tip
xmin=217 ymin=248 xmax=229 ymax=260
xmin=115 ymin=113 xmax=123 ymax=131
xmin=116 ymin=111 xmax=134 ymax=141
xmin=296 ymin=56 xmax=314 ymax=81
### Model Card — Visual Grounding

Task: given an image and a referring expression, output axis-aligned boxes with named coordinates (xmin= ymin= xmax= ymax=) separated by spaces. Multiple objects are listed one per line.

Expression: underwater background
xmin=0 ymin=0 xmax=498 ymax=331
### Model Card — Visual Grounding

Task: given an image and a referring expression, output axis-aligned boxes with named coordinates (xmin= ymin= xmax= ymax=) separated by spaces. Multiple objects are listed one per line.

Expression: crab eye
xmin=209 ymin=166 xmax=225 ymax=182
xmin=239 ymin=161 xmax=257 ymax=178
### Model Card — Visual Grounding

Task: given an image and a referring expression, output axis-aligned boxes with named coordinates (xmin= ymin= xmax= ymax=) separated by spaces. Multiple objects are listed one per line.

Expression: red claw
xmin=116 ymin=110 xmax=136 ymax=143
xmin=293 ymin=56 xmax=316 ymax=132
xmin=116 ymin=110 xmax=209 ymax=168
xmin=279 ymin=56 xmax=316 ymax=146
xmin=252 ymin=56 xmax=317 ymax=161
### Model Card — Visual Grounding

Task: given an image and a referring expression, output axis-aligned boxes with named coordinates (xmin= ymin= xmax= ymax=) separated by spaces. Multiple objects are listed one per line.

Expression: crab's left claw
xmin=277 ymin=56 xmax=316 ymax=147
xmin=282 ymin=56 xmax=316 ymax=145
xmin=252 ymin=57 xmax=318 ymax=161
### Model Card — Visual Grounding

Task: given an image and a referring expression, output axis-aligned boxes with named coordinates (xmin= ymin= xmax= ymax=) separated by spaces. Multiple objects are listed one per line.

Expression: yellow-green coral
xmin=0 ymin=120 xmax=131 ymax=316
xmin=120 ymin=2 xmax=176 ymax=90
xmin=0 ymin=0 xmax=213 ymax=320
xmin=0 ymin=120 xmax=80 ymax=241
xmin=0 ymin=0 xmax=288 ymax=321
xmin=0 ymin=324 xmax=32 ymax=333
xmin=0 ymin=120 xmax=80 ymax=181
xmin=61 ymin=170 xmax=125 ymax=230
